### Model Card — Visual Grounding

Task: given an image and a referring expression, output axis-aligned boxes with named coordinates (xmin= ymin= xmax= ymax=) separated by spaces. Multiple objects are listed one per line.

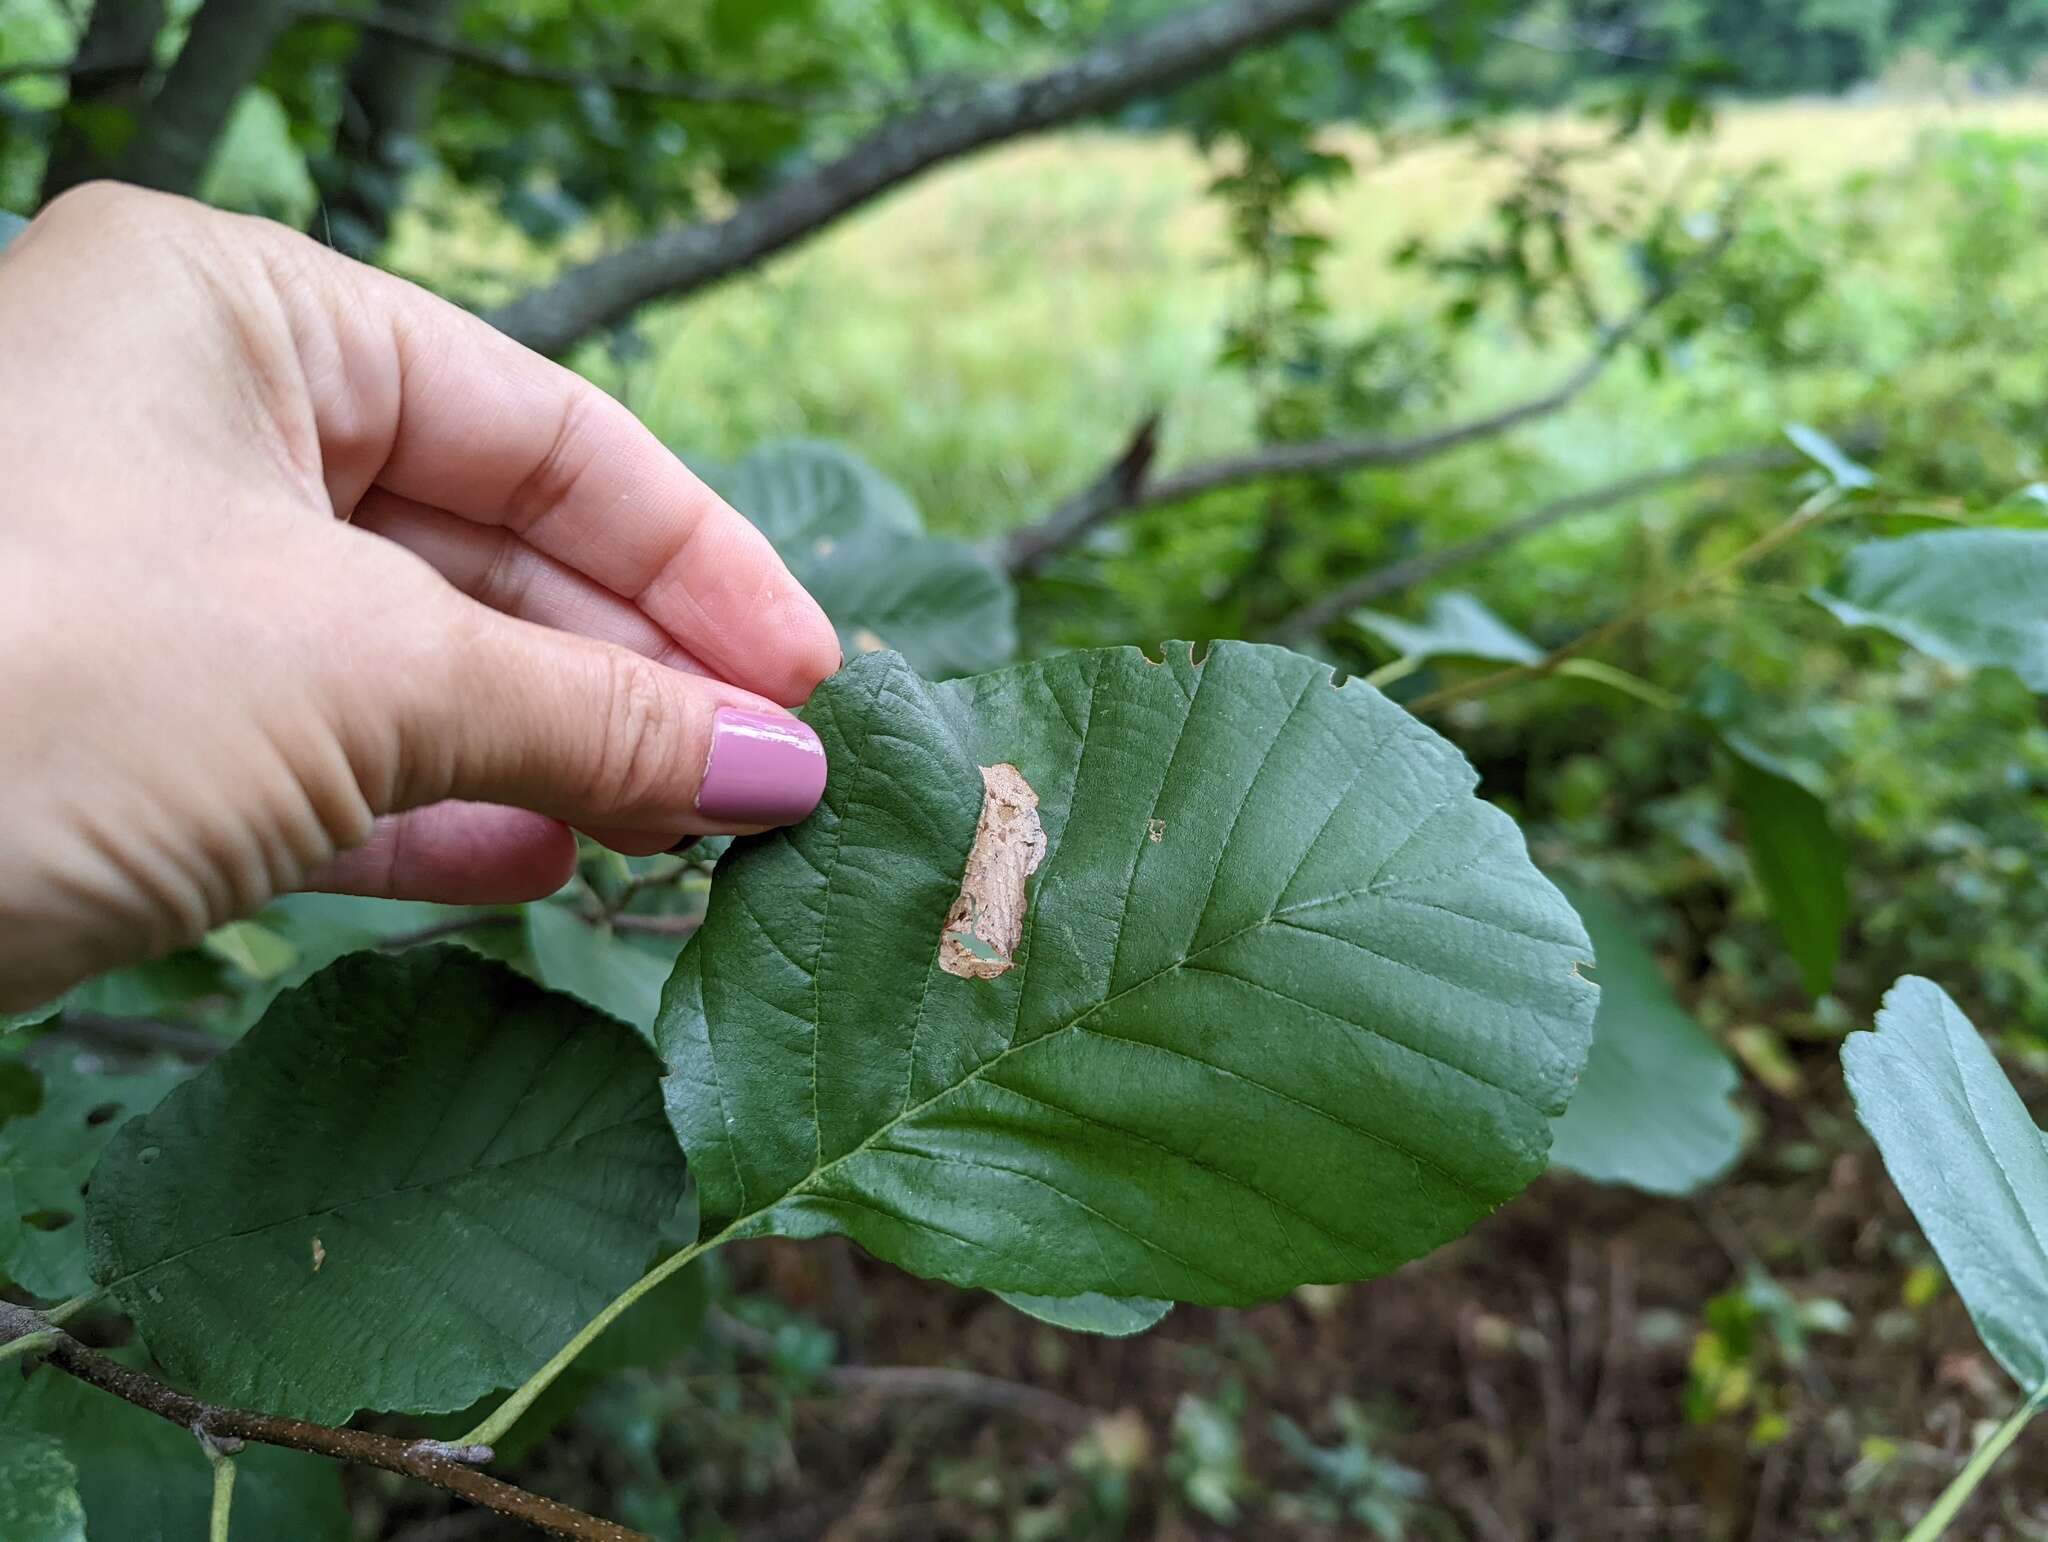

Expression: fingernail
xmin=697 ymin=708 xmax=828 ymax=826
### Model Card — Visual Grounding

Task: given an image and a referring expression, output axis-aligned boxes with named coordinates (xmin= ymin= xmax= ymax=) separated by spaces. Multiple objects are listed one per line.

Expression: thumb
xmin=403 ymin=604 xmax=830 ymax=836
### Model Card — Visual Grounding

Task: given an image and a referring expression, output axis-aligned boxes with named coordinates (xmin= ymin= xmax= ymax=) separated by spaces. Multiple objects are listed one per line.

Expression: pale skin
xmin=0 ymin=183 xmax=842 ymax=1012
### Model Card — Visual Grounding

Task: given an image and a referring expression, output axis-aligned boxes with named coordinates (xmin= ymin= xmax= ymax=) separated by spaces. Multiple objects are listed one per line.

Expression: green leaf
xmin=998 ymin=1291 xmax=1171 ymax=1336
xmin=1813 ymin=529 xmax=2048 ymax=691
xmin=661 ymin=643 xmax=1596 ymax=1304
xmin=0 ymin=1355 xmax=346 ymax=1541
xmin=0 ymin=1051 xmax=191 ymax=1298
xmin=713 ymin=438 xmax=923 ymax=538
xmin=1843 ymin=978 xmax=2048 ymax=1394
xmin=1546 ymin=886 xmax=1745 ymax=1195
xmin=0 ymin=1430 xmax=86 ymax=1542
xmin=1350 ymin=593 xmax=1542 ymax=666
xmin=86 ymin=949 xmax=689 ymax=1421
xmin=1784 ymin=422 xmax=1876 ymax=490
xmin=1729 ymin=753 xmax=1847 ymax=998
xmin=202 ymin=920 xmax=299 ymax=982
xmin=524 ymin=901 xmax=677 ymax=1036
xmin=708 ymin=440 xmax=1016 ymax=678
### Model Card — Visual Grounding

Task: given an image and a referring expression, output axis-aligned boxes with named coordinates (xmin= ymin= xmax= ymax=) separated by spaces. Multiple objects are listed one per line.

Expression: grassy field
xmin=602 ymin=94 xmax=2048 ymax=538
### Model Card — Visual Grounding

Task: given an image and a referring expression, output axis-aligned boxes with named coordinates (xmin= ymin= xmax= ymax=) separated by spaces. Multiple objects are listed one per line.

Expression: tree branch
xmin=1262 ymin=444 xmax=1803 ymax=644
xmin=1003 ymin=278 xmax=1698 ymax=576
xmin=0 ymin=1304 xmax=648 ymax=1542
xmin=297 ymin=4 xmax=832 ymax=110
xmin=1004 ymin=414 xmax=1161 ymax=578
xmin=486 ymin=0 xmax=1365 ymax=355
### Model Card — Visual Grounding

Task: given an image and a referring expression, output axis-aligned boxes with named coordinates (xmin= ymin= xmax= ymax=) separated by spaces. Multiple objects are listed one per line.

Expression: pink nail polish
xmin=697 ymin=708 xmax=828 ymax=826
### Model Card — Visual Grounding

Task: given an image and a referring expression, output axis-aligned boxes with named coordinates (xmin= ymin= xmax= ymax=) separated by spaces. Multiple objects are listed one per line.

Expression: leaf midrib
xmin=718 ymin=867 xmax=1548 ymax=1244
xmin=95 ymin=1111 xmax=670 ymax=1293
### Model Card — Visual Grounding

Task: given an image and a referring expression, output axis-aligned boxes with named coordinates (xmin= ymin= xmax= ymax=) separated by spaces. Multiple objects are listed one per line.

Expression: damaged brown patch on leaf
xmin=1148 ymin=819 xmax=1166 ymax=843
xmin=939 ymin=763 xmax=1046 ymax=979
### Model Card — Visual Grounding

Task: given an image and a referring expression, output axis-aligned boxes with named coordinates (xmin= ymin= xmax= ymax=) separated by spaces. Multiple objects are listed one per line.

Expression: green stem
xmin=0 ymin=1329 xmax=58 ymax=1366
xmin=207 ymin=1448 xmax=237 ymax=1542
xmin=45 ymin=1291 xmax=98 ymax=1327
xmin=456 ymin=1226 xmax=734 ymax=1450
xmin=1551 ymin=659 xmax=1682 ymax=713
xmin=1363 ymin=655 xmax=1422 ymax=690
xmin=1903 ymin=1387 xmax=2047 ymax=1542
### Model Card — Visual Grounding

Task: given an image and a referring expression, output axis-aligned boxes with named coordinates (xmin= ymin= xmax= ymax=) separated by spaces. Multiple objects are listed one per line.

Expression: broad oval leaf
xmin=1351 ymin=593 xmax=1542 ymax=666
xmin=0 ymin=1354 xmax=346 ymax=1541
xmin=998 ymin=1291 xmax=1171 ymax=1336
xmin=86 ymin=949 xmax=689 ymax=1421
xmin=660 ymin=643 xmax=1597 ymax=1305
xmin=1813 ymin=529 xmax=2048 ymax=691
xmin=1844 ymin=977 xmax=2048 ymax=1394
xmin=524 ymin=900 xmax=678 ymax=1036
xmin=0 ymin=1051 xmax=190 ymax=1299
xmin=1547 ymin=886 xmax=1745 ymax=1196
xmin=713 ymin=438 xmax=924 ymax=540
xmin=707 ymin=440 xmax=1016 ymax=678
xmin=0 ymin=1430 xmax=86 ymax=1542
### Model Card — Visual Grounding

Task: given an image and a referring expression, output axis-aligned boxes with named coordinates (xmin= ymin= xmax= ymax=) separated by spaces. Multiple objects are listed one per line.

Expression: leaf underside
xmin=707 ymin=439 xmax=1016 ymax=679
xmin=85 ymin=949 xmax=689 ymax=1421
xmin=1547 ymin=885 xmax=1745 ymax=1196
xmin=1813 ymin=528 xmax=2048 ymax=691
xmin=660 ymin=642 xmax=1597 ymax=1306
xmin=1844 ymin=976 xmax=2048 ymax=1395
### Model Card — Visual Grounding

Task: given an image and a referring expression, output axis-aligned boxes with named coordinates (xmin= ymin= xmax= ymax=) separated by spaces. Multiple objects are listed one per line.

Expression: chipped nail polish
xmin=696 ymin=708 xmax=827 ymax=826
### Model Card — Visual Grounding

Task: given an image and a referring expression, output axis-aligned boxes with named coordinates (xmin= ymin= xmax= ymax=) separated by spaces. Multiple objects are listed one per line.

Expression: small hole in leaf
xmin=23 ymin=1209 xmax=73 ymax=1232
xmin=83 ymin=1102 xmax=122 ymax=1127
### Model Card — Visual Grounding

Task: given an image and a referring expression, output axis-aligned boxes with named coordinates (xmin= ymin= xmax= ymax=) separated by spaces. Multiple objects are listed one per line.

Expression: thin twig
xmin=607 ymin=912 xmax=703 ymax=938
xmin=488 ymin=0 xmax=1368 ymax=353
xmin=376 ymin=913 xmax=522 ymax=951
xmin=0 ymin=1303 xmax=648 ymax=1542
xmin=1406 ymin=484 xmax=1842 ymax=714
xmin=1263 ymin=443 xmax=1808 ymax=644
xmin=706 ymin=1309 xmax=1092 ymax=1431
xmin=1003 ymin=240 xmax=1726 ymax=575
xmin=58 ymin=1010 xmax=227 ymax=1062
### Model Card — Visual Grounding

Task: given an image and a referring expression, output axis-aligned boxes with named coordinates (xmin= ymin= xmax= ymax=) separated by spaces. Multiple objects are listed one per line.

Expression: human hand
xmin=0 ymin=184 xmax=841 ymax=1010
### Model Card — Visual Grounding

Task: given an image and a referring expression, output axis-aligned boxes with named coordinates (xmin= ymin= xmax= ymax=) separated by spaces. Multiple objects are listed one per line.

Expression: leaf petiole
xmin=207 ymin=1445 xmax=237 ymax=1542
xmin=1903 ymin=1385 xmax=2048 ymax=1542
xmin=455 ymin=1225 xmax=736 ymax=1451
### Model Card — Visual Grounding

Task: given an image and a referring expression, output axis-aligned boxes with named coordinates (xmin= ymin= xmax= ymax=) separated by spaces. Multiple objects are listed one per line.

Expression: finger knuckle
xmin=594 ymin=653 xmax=685 ymax=814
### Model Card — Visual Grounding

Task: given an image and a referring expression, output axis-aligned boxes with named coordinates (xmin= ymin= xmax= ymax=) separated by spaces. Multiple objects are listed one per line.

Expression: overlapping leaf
xmin=1813 ymin=529 xmax=2048 ymax=691
xmin=998 ymin=1291 xmax=1172 ymax=1336
xmin=1352 ymin=592 xmax=1542 ymax=666
xmin=86 ymin=949 xmax=688 ymax=1421
xmin=660 ymin=643 xmax=1597 ymax=1305
xmin=0 ymin=1052 xmax=190 ymax=1298
xmin=1547 ymin=886 xmax=1745 ymax=1195
xmin=0 ymin=1356 xmax=347 ymax=1541
xmin=708 ymin=440 xmax=1016 ymax=677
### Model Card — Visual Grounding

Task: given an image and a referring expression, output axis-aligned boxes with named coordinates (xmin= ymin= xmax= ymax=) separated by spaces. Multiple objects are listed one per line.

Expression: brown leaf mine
xmin=939 ymin=763 xmax=1046 ymax=979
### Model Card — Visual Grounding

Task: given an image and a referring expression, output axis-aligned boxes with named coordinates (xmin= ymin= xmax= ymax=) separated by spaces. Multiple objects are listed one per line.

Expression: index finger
xmin=306 ymin=246 xmax=840 ymax=706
